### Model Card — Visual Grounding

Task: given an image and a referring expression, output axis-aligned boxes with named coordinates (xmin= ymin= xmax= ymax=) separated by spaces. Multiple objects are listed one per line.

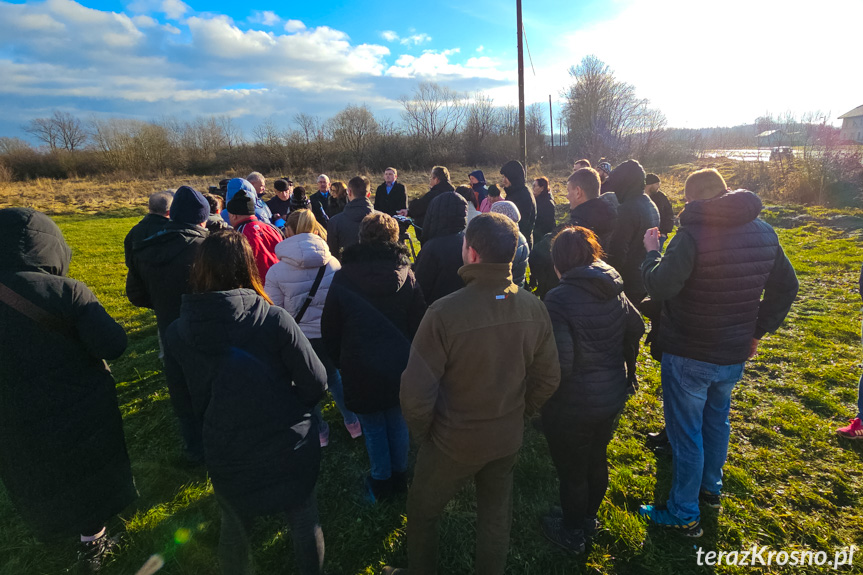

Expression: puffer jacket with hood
xmin=414 ymin=192 xmax=467 ymax=304
xmin=165 ymin=289 xmax=327 ymax=516
xmin=500 ymin=160 xmax=537 ymax=247
xmin=409 ymin=180 xmax=456 ymax=237
xmin=321 ymin=241 xmax=427 ymax=414
xmin=264 ymin=233 xmax=340 ymax=339
xmin=126 ymin=221 xmax=209 ymax=336
xmin=469 ymin=169 xmax=488 ymax=206
xmin=542 ymin=261 xmax=644 ymax=422
xmin=0 ymin=208 xmax=135 ymax=538
xmin=602 ymin=159 xmax=659 ymax=303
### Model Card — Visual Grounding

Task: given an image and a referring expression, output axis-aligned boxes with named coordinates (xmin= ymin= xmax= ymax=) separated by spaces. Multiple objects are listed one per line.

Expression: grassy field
xmin=1 ymin=185 xmax=863 ymax=574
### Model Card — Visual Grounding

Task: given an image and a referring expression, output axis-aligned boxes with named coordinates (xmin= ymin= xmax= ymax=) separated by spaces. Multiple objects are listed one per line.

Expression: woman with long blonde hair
xmin=265 ymin=209 xmax=362 ymax=446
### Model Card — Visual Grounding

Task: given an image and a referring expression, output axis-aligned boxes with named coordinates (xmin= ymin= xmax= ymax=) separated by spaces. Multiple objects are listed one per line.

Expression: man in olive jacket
xmin=390 ymin=213 xmax=561 ymax=575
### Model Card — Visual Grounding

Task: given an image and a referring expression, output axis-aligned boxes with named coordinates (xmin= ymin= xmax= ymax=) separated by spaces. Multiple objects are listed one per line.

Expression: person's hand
xmin=748 ymin=338 xmax=760 ymax=359
xmin=643 ymin=227 xmax=661 ymax=253
xmin=397 ymin=209 xmax=409 ymax=217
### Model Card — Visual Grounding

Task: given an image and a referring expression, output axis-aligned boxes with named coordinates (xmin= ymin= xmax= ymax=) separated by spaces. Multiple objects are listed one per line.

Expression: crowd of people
xmin=0 ymin=158 xmax=806 ymax=574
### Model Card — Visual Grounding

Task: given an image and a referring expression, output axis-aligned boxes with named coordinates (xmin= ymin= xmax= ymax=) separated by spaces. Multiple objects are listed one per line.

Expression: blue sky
xmin=1 ymin=0 xmax=861 ymax=142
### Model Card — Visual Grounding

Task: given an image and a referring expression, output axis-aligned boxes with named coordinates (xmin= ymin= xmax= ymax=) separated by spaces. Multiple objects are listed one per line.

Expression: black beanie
xmin=273 ymin=178 xmax=290 ymax=193
xmin=170 ymin=186 xmax=210 ymax=225
xmin=227 ymin=192 xmax=256 ymax=216
xmin=645 ymin=173 xmax=660 ymax=185
xmin=500 ymin=160 xmax=526 ymax=187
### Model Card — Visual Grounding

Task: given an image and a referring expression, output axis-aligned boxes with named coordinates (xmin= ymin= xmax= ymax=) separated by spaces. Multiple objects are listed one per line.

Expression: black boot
xmin=365 ymin=476 xmax=393 ymax=502
xmin=391 ymin=470 xmax=409 ymax=494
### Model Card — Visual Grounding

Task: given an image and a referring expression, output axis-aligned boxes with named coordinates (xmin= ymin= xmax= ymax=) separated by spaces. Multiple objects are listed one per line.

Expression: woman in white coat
xmin=265 ymin=209 xmax=362 ymax=446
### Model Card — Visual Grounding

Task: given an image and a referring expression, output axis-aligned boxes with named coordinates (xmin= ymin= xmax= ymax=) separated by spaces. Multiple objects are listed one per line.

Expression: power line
xmin=522 ymin=24 xmax=536 ymax=76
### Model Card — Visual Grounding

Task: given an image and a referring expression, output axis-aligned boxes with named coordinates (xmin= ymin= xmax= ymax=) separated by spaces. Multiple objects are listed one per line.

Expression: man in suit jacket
xmin=374 ymin=167 xmax=407 ymax=216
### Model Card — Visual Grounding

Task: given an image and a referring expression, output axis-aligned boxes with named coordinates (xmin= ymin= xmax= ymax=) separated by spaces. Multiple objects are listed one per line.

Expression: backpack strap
xmin=0 ymin=281 xmax=77 ymax=340
xmin=294 ymin=265 xmax=327 ymax=324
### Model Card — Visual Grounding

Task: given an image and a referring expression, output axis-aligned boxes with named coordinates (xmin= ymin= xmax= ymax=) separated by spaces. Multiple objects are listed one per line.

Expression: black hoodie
xmin=321 ymin=242 xmax=427 ymax=413
xmin=500 ymin=160 xmax=537 ymax=246
xmin=415 ymin=192 xmax=468 ymax=304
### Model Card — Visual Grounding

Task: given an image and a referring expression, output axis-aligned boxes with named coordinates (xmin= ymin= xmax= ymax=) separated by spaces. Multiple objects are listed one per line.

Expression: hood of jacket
xmin=500 ymin=160 xmax=526 ymax=188
xmin=0 ymin=207 xmax=71 ymax=276
xmin=176 ymin=288 xmax=270 ymax=350
xmin=274 ymin=232 xmax=332 ymax=269
xmin=680 ymin=189 xmax=763 ymax=228
xmin=339 ymin=241 xmax=412 ymax=296
xmin=558 ymin=260 xmax=624 ymax=301
xmin=422 ymin=192 xmax=467 ymax=243
xmin=469 ymin=170 xmax=486 ymax=185
xmin=570 ymin=196 xmax=618 ymax=237
xmin=601 ymin=159 xmax=646 ymax=203
xmin=133 ymin=221 xmax=208 ymax=267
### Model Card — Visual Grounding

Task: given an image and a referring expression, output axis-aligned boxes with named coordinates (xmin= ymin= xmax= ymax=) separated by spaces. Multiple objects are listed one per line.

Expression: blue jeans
xmin=356 ymin=407 xmax=409 ymax=480
xmin=309 ymin=339 xmax=358 ymax=429
xmin=662 ymin=353 xmax=744 ymax=522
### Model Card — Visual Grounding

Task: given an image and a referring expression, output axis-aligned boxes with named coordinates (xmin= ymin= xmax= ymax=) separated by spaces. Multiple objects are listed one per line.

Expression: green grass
xmin=2 ymin=206 xmax=863 ymax=574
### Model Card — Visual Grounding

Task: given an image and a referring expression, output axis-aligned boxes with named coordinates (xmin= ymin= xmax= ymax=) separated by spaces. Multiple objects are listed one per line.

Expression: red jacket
xmin=236 ymin=216 xmax=282 ymax=280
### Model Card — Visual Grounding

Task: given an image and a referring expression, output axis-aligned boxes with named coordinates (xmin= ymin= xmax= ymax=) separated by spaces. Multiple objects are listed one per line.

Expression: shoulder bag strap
xmin=294 ymin=265 xmax=327 ymax=324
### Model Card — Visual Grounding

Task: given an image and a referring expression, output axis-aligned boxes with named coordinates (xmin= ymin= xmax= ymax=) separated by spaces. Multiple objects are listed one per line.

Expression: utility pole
xmin=517 ymin=0 xmax=526 ymax=167
xmin=548 ymin=94 xmax=554 ymax=169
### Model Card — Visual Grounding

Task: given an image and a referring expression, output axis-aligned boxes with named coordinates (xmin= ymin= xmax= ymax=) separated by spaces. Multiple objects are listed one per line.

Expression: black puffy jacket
xmin=542 ymin=261 xmax=644 ymax=421
xmin=534 ymin=190 xmax=556 ymax=241
xmin=0 ymin=208 xmax=135 ymax=538
xmin=326 ymin=197 xmax=374 ymax=260
xmin=414 ymin=192 xmax=467 ymax=304
xmin=126 ymin=221 xmax=208 ymax=336
xmin=123 ymin=213 xmax=169 ymax=268
xmin=165 ymin=289 xmax=327 ymax=516
xmin=411 ymin=181 xmax=456 ymax=237
xmin=321 ymin=242 xmax=427 ymax=414
xmin=643 ymin=190 xmax=798 ymax=365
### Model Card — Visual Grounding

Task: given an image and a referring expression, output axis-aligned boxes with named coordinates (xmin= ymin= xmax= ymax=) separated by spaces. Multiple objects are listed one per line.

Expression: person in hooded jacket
xmin=124 ymin=190 xmax=172 ymax=268
xmin=538 ymin=226 xmax=644 ymax=554
xmin=499 ymin=160 xmax=537 ymax=248
xmin=321 ymin=213 xmax=427 ymax=501
xmin=221 ymin=178 xmax=272 ymax=225
xmin=468 ymin=170 xmax=488 ymax=207
xmin=414 ymin=191 xmax=467 ymax=304
xmin=165 ymin=230 xmax=328 ymax=575
xmin=126 ymin=185 xmax=210 ymax=461
xmin=602 ymin=159 xmax=660 ymax=305
xmin=490 ymin=200 xmax=530 ymax=288
xmin=0 ymin=208 xmax=136 ymax=571
xmin=265 ymin=209 xmax=362 ymax=446
xmin=327 ymin=176 xmax=376 ymax=260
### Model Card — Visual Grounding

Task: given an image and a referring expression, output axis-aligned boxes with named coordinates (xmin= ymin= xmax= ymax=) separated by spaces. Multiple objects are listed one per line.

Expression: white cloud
xmin=400 ymin=33 xmax=431 ymax=46
xmin=284 ymin=19 xmax=305 ymax=32
xmin=476 ymin=45 xmax=484 ymax=52
xmin=249 ymin=10 xmax=280 ymax=27
xmin=386 ymin=49 xmax=507 ymax=81
xmin=128 ymin=0 xmax=189 ymax=20
xmin=381 ymin=30 xmax=399 ymax=42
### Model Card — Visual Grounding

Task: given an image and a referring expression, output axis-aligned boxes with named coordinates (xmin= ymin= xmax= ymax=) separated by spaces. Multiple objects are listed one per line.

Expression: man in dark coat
xmin=310 ymin=174 xmax=341 ymax=227
xmin=532 ymin=176 xmax=556 ymax=241
xmin=266 ymin=177 xmax=294 ymax=221
xmin=123 ymin=190 xmax=172 ymax=268
xmin=414 ymin=191 xmax=467 ymax=304
xmin=645 ymin=173 xmax=675 ymax=245
xmin=602 ymin=159 xmax=660 ymax=304
xmin=328 ymin=176 xmax=376 ymax=260
xmin=500 ymin=159 xmax=537 ymax=248
xmin=529 ymin=168 xmax=618 ymax=299
xmin=400 ymin=166 xmax=455 ymax=237
xmin=638 ymin=168 xmax=798 ymax=537
xmin=0 ymin=208 xmax=135 ymax=567
xmin=374 ymin=167 xmax=407 ymax=216
xmin=126 ymin=185 xmax=210 ymax=461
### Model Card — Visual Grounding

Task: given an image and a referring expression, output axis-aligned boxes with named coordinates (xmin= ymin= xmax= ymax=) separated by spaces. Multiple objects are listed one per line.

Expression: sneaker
xmin=345 ymin=420 xmax=363 ymax=439
xmin=540 ymin=516 xmax=586 ymax=554
xmin=77 ymin=533 xmax=119 ymax=573
xmin=646 ymin=428 xmax=672 ymax=453
xmin=365 ymin=475 xmax=392 ymax=503
xmin=837 ymin=417 xmax=863 ymax=439
xmin=639 ymin=504 xmax=702 ymax=538
xmin=699 ymin=490 xmax=722 ymax=509
xmin=319 ymin=423 xmax=330 ymax=447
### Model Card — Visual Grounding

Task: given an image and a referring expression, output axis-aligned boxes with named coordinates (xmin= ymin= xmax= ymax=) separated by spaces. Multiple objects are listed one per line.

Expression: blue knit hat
xmin=170 ymin=186 xmax=209 ymax=225
xmin=226 ymin=178 xmax=256 ymax=202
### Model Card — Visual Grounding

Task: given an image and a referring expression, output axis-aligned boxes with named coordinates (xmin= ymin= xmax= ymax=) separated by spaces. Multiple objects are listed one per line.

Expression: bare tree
xmin=25 ymin=111 xmax=87 ymax=151
xmin=331 ymin=104 xmax=379 ymax=170
xmin=400 ymin=82 xmax=466 ymax=153
xmin=24 ymin=117 xmax=60 ymax=151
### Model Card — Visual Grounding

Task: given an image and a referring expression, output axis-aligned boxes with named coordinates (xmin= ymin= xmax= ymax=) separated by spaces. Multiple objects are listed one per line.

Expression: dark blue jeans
xmin=662 ymin=353 xmax=744 ymax=522
xmin=356 ymin=406 xmax=409 ymax=480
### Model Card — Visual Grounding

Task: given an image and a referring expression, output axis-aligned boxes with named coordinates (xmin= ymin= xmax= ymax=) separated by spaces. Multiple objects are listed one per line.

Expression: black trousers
xmin=542 ymin=405 xmax=616 ymax=530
